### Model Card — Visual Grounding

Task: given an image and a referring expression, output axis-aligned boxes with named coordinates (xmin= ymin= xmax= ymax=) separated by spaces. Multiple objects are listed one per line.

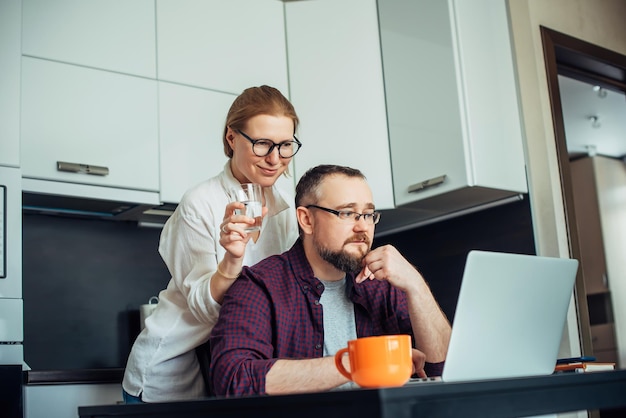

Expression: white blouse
xmin=122 ymin=163 xmax=298 ymax=402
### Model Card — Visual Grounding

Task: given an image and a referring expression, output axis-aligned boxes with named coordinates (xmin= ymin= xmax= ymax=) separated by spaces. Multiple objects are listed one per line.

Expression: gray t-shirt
xmin=319 ymin=277 xmax=357 ymax=356
xmin=319 ymin=277 xmax=358 ymax=390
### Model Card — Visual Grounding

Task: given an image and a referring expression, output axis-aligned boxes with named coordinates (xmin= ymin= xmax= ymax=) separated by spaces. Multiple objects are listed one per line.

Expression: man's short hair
xmin=295 ymin=165 xmax=366 ymax=208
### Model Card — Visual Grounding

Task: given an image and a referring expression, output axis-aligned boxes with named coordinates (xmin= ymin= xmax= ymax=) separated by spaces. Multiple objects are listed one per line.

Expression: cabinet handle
xmin=408 ymin=175 xmax=447 ymax=193
xmin=57 ymin=161 xmax=109 ymax=176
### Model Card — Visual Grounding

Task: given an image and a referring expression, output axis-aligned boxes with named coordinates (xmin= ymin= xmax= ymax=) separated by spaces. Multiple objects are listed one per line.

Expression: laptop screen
xmin=441 ymin=250 xmax=579 ymax=382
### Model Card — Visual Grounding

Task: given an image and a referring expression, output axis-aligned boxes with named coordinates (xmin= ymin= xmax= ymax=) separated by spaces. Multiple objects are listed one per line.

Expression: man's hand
xmin=355 ymin=244 xmax=451 ymax=364
xmin=355 ymin=244 xmax=422 ymax=293
xmin=411 ymin=348 xmax=427 ymax=378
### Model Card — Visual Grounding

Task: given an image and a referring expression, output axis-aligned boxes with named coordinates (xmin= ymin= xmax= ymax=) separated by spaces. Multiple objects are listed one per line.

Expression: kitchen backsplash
xmin=22 ymin=213 xmax=169 ymax=370
xmin=21 ymin=196 xmax=535 ymax=371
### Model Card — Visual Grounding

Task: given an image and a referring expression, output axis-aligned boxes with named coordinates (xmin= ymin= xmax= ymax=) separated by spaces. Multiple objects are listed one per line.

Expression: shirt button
xmin=315 ymin=344 xmax=322 ymax=350
xmin=303 ymin=286 xmax=309 ymax=290
xmin=314 ymin=300 xmax=320 ymax=305
xmin=316 ymin=284 xmax=323 ymax=289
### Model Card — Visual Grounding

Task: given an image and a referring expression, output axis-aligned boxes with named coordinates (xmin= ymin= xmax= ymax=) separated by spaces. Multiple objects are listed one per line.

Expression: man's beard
xmin=315 ymin=234 xmax=370 ymax=274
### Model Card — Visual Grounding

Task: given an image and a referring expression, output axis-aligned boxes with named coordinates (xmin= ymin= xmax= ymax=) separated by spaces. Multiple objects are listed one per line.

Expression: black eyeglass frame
xmin=236 ymin=129 xmax=302 ymax=158
xmin=305 ymin=204 xmax=381 ymax=225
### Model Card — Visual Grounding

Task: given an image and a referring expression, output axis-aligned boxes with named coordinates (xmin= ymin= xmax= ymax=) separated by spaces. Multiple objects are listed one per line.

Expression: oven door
xmin=0 ymin=166 xmax=21 ymax=299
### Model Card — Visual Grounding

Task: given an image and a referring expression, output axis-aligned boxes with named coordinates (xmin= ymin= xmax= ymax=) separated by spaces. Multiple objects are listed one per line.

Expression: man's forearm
xmin=265 ymin=356 xmax=350 ymax=395
xmin=406 ymin=282 xmax=452 ymax=363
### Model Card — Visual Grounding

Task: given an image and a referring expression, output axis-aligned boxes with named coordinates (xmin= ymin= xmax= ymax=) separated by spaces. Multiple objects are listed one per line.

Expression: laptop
xmin=410 ymin=250 xmax=579 ymax=384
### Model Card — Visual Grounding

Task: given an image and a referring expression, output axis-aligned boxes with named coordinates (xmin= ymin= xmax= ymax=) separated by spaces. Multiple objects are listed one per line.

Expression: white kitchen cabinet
xmin=0 ymin=0 xmax=21 ymax=168
xmin=20 ymin=57 xmax=160 ymax=204
xmin=156 ymin=0 xmax=288 ymax=95
xmin=286 ymin=0 xmax=527 ymax=234
xmin=22 ymin=0 xmax=156 ymax=78
xmin=286 ymin=0 xmax=394 ymax=208
xmin=158 ymin=82 xmax=235 ymax=203
xmin=25 ymin=383 xmax=122 ymax=418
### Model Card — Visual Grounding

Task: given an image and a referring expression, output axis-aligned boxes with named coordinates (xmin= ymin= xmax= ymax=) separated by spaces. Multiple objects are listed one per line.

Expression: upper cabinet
xmin=286 ymin=0 xmax=394 ymax=209
xmin=158 ymin=82 xmax=235 ymax=204
xmin=22 ymin=0 xmax=156 ymax=78
xmin=156 ymin=0 xmax=289 ymax=95
xmin=18 ymin=1 xmax=290 ymax=208
xmin=286 ymin=0 xmax=528 ymax=234
xmin=20 ymin=57 xmax=160 ymax=204
xmin=20 ymin=0 xmax=159 ymax=205
xmin=0 ymin=0 xmax=21 ymax=168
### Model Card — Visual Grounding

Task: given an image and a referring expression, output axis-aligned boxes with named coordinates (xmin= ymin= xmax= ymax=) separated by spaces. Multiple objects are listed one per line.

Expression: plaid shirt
xmin=209 ymin=239 xmax=444 ymax=396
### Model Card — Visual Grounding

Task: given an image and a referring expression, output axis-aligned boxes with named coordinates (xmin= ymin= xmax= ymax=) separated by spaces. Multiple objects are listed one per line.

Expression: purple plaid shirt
xmin=209 ymin=239 xmax=444 ymax=396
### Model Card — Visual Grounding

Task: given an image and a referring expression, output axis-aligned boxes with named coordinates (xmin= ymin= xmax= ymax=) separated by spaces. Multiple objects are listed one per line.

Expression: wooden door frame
xmin=540 ymin=26 xmax=626 ymax=355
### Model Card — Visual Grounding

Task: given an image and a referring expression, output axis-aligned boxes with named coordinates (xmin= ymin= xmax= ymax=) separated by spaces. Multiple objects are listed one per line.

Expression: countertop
xmin=78 ymin=370 xmax=626 ymax=418
xmin=24 ymin=368 xmax=124 ymax=385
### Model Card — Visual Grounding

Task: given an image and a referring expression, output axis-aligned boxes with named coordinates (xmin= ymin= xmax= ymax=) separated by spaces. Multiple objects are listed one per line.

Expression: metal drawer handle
xmin=408 ymin=175 xmax=447 ymax=193
xmin=57 ymin=161 xmax=109 ymax=176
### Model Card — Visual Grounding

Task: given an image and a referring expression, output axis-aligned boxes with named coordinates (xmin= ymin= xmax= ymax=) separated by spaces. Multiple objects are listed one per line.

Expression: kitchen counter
xmin=24 ymin=368 xmax=123 ymax=385
xmin=79 ymin=369 xmax=626 ymax=418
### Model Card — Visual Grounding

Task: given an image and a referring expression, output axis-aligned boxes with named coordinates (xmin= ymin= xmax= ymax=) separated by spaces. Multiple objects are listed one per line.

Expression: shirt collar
xmin=289 ymin=239 xmax=362 ymax=298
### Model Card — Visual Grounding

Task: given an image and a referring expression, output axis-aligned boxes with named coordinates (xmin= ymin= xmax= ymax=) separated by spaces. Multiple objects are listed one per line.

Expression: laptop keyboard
xmin=406 ymin=376 xmax=443 ymax=385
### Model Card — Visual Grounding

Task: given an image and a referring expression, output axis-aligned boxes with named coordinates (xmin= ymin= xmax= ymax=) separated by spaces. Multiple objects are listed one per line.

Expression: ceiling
xmin=558 ymin=74 xmax=626 ymax=160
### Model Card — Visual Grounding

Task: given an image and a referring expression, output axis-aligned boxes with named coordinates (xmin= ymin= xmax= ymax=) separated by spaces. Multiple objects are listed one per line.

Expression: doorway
xmin=541 ymin=27 xmax=626 ymax=368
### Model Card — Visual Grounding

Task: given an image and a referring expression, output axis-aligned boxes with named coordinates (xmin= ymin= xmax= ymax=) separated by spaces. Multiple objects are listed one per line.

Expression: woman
xmin=122 ymin=85 xmax=301 ymax=402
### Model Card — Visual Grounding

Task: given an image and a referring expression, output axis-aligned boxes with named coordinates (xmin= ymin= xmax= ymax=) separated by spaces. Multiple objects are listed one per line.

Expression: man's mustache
xmin=344 ymin=234 xmax=370 ymax=247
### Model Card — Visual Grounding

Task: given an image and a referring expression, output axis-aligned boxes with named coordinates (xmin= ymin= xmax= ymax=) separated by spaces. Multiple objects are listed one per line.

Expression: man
xmin=209 ymin=165 xmax=451 ymax=396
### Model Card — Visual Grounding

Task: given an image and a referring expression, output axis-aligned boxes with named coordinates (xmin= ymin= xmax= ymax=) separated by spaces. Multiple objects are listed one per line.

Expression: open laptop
xmin=410 ymin=250 xmax=579 ymax=384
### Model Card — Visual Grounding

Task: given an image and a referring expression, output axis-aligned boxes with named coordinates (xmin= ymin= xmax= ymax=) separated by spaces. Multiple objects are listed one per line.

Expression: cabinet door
xmin=21 ymin=58 xmax=160 ymax=194
xmin=285 ymin=0 xmax=394 ymax=209
xmin=22 ymin=0 xmax=156 ymax=78
xmin=381 ymin=0 xmax=527 ymax=207
xmin=158 ymin=82 xmax=235 ymax=203
xmin=0 ymin=167 xmax=22 ymax=299
xmin=286 ymin=0 xmax=526 ymax=218
xmin=0 ymin=0 xmax=21 ymax=168
xmin=157 ymin=0 xmax=288 ymax=95
xmin=450 ymin=0 xmax=526 ymax=191
xmin=378 ymin=0 xmax=466 ymax=207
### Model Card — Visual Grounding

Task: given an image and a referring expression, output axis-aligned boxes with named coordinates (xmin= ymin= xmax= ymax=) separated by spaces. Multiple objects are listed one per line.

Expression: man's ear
xmin=296 ymin=206 xmax=314 ymax=236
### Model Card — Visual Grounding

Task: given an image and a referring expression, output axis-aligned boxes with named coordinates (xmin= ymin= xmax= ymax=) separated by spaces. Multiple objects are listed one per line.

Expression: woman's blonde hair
xmin=223 ymin=85 xmax=299 ymax=158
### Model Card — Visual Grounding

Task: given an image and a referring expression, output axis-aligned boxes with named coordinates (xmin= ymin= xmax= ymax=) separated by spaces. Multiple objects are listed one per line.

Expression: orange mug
xmin=334 ymin=334 xmax=412 ymax=388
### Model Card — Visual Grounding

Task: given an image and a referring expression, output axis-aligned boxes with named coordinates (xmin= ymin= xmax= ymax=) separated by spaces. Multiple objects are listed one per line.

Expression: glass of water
xmin=229 ymin=183 xmax=263 ymax=232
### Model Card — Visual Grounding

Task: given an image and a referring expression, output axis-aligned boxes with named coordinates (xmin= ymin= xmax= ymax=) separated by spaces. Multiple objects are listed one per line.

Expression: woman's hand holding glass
xmin=219 ymin=201 xmax=268 ymax=259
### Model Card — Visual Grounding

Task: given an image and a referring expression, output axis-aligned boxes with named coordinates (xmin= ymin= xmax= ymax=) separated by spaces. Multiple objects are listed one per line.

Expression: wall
xmin=507 ymin=0 xmax=626 ymax=361
xmin=22 ymin=214 xmax=170 ymax=370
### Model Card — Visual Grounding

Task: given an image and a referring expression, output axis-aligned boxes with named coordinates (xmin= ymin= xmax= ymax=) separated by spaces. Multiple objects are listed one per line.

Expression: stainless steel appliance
xmin=0 ymin=166 xmax=23 ymax=366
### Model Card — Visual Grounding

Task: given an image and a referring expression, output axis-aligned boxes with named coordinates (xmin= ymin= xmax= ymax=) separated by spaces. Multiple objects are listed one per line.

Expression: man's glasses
xmin=306 ymin=204 xmax=381 ymax=225
xmin=237 ymin=130 xmax=302 ymax=158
